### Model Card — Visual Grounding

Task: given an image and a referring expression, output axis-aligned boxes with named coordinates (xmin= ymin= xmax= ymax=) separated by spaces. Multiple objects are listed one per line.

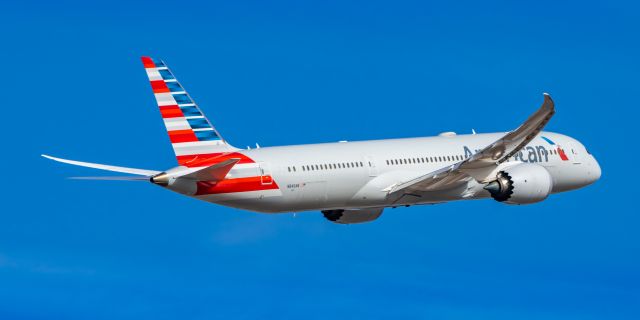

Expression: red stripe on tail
xmin=159 ymin=105 xmax=184 ymax=118
xmin=150 ymin=80 xmax=170 ymax=93
xmin=168 ymin=130 xmax=198 ymax=143
xmin=141 ymin=57 xmax=155 ymax=68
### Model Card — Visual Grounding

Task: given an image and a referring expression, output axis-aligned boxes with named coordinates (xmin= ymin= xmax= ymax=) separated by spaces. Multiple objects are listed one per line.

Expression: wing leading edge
xmin=387 ymin=93 xmax=555 ymax=195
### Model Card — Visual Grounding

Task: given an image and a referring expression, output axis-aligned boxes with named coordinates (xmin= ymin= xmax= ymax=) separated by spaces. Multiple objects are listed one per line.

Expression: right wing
xmin=458 ymin=93 xmax=555 ymax=170
xmin=387 ymin=93 xmax=555 ymax=195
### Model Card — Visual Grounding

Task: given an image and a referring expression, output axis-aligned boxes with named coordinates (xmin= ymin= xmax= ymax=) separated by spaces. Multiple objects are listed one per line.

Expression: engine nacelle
xmin=322 ymin=208 xmax=384 ymax=224
xmin=484 ymin=163 xmax=553 ymax=205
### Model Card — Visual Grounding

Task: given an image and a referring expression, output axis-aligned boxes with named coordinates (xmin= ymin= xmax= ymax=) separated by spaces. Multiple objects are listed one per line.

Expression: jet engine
xmin=321 ymin=208 xmax=383 ymax=224
xmin=484 ymin=163 xmax=553 ymax=205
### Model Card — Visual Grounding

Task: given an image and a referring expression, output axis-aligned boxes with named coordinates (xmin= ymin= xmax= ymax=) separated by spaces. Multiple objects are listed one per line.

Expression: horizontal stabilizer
xmin=179 ymin=158 xmax=240 ymax=181
xmin=42 ymin=154 xmax=161 ymax=176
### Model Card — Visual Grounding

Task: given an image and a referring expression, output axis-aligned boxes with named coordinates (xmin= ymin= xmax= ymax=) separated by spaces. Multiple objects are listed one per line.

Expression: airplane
xmin=42 ymin=57 xmax=601 ymax=224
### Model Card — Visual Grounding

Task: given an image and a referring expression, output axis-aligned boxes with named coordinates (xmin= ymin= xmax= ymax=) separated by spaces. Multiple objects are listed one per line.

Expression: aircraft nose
xmin=588 ymin=156 xmax=601 ymax=183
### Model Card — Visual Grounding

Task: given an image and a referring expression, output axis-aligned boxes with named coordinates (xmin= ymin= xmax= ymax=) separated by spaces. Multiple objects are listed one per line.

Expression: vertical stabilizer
xmin=141 ymin=57 xmax=238 ymax=165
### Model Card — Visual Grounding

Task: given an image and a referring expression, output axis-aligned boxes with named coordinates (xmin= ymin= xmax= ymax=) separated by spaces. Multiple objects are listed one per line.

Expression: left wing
xmin=42 ymin=154 xmax=161 ymax=176
xmin=387 ymin=93 xmax=555 ymax=195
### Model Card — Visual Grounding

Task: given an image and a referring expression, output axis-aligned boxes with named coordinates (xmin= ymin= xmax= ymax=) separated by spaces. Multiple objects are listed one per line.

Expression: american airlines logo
xmin=464 ymin=138 xmax=569 ymax=164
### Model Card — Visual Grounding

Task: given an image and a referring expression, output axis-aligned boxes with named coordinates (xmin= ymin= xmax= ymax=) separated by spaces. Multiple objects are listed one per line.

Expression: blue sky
xmin=1 ymin=1 xmax=638 ymax=319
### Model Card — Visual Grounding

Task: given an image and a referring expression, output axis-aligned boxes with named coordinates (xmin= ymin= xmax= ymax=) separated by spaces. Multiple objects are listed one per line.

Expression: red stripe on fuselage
xmin=195 ymin=176 xmax=279 ymax=195
xmin=177 ymin=152 xmax=255 ymax=167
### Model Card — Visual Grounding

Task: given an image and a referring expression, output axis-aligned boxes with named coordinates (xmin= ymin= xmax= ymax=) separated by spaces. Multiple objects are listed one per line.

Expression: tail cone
xmin=484 ymin=181 xmax=502 ymax=193
xmin=150 ymin=172 xmax=170 ymax=186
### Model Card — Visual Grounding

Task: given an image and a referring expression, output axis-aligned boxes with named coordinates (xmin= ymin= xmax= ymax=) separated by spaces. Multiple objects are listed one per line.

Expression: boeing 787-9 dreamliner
xmin=43 ymin=57 xmax=601 ymax=224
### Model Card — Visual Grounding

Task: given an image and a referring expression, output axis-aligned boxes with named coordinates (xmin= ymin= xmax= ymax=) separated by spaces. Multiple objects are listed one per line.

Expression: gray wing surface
xmin=387 ymin=94 xmax=555 ymax=195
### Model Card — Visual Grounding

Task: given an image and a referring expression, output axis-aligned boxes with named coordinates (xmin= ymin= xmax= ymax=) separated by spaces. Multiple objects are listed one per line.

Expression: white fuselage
xmin=183 ymin=131 xmax=600 ymax=213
